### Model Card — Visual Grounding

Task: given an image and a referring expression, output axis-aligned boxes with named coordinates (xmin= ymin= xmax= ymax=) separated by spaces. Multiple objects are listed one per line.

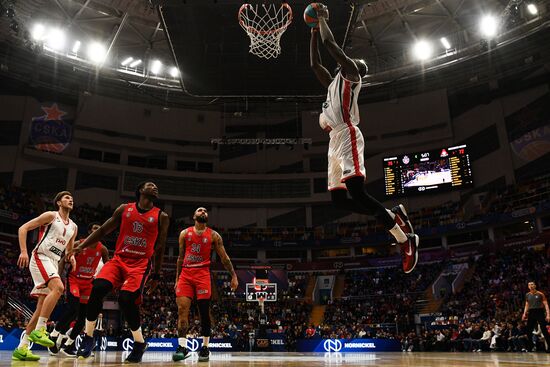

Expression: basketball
xmin=303 ymin=3 xmax=319 ymax=28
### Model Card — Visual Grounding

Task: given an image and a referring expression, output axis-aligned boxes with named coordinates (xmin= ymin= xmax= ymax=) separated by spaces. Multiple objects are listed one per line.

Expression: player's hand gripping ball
xmin=304 ymin=3 xmax=322 ymax=28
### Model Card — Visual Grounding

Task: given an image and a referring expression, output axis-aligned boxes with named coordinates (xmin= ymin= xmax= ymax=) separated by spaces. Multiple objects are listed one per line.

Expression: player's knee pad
xmin=344 ymin=176 xmax=364 ymax=197
xmin=118 ymin=290 xmax=139 ymax=306
xmin=91 ymin=278 xmax=113 ymax=298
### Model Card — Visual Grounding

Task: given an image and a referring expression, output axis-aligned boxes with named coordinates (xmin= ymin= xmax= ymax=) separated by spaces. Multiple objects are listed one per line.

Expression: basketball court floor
xmin=2 ymin=351 xmax=550 ymax=366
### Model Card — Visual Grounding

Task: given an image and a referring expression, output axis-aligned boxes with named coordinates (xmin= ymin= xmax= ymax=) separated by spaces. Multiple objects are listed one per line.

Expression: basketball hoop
xmin=238 ymin=3 xmax=293 ymax=59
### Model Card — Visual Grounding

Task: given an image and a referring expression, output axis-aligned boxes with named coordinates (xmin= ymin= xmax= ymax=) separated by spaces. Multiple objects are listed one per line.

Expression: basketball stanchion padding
xmin=238 ymin=3 xmax=293 ymax=59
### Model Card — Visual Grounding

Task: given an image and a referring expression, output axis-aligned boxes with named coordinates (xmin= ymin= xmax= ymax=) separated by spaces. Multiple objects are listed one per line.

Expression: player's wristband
xmin=150 ymin=273 xmax=160 ymax=281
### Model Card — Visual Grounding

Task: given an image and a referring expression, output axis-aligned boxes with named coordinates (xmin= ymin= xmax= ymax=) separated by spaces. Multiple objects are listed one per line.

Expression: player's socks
xmin=36 ymin=317 xmax=48 ymax=330
xmin=389 ymin=223 xmax=407 ymax=243
xmin=18 ymin=333 xmax=30 ymax=349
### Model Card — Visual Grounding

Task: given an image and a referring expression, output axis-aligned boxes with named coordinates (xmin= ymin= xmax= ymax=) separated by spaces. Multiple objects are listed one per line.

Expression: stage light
xmin=412 ymin=40 xmax=433 ymax=61
xmin=440 ymin=37 xmax=451 ymax=50
xmin=46 ymin=28 xmax=66 ymax=50
xmin=121 ymin=57 xmax=133 ymax=66
xmin=527 ymin=4 xmax=538 ymax=15
xmin=169 ymin=67 xmax=179 ymax=77
xmin=129 ymin=59 xmax=142 ymax=68
xmin=87 ymin=42 xmax=107 ymax=64
xmin=150 ymin=59 xmax=162 ymax=74
xmin=480 ymin=15 xmax=498 ymax=38
xmin=31 ymin=23 xmax=46 ymax=41
xmin=72 ymin=40 xmax=81 ymax=53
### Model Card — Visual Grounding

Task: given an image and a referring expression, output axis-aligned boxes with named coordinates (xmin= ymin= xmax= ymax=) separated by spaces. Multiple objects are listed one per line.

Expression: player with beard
xmin=69 ymin=182 xmax=169 ymax=363
xmin=172 ymin=207 xmax=238 ymax=362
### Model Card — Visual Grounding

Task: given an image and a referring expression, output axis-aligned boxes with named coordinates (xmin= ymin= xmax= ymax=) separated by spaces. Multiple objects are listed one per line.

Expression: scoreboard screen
xmin=383 ymin=145 xmax=473 ymax=197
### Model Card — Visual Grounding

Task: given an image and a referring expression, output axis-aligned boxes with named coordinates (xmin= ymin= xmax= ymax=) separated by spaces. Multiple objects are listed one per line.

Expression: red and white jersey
xmin=182 ymin=227 xmax=213 ymax=268
xmin=320 ymin=72 xmax=361 ymax=132
xmin=69 ymin=242 xmax=104 ymax=279
xmin=115 ymin=203 xmax=161 ymax=259
xmin=33 ymin=212 xmax=77 ymax=262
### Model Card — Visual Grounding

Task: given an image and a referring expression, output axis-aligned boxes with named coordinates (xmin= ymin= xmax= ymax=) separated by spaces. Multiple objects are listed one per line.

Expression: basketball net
xmin=258 ymin=296 xmax=265 ymax=314
xmin=238 ymin=3 xmax=293 ymax=59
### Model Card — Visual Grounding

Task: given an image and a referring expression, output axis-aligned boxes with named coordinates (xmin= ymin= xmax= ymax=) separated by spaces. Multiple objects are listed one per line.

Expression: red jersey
xmin=115 ymin=203 xmax=161 ymax=259
xmin=182 ymin=226 xmax=213 ymax=268
xmin=70 ymin=242 xmax=104 ymax=280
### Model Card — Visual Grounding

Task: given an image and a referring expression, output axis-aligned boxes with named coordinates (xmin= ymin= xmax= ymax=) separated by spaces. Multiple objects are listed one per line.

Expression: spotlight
xmin=412 ymin=40 xmax=433 ymax=61
xmin=72 ymin=40 xmax=81 ymax=53
xmin=6 ymin=7 xmax=15 ymax=18
xmin=440 ymin=37 xmax=451 ymax=50
xmin=31 ymin=23 xmax=46 ymax=41
xmin=121 ymin=57 xmax=134 ymax=66
xmin=87 ymin=42 xmax=107 ymax=64
xmin=150 ymin=59 xmax=162 ymax=74
xmin=480 ymin=15 xmax=498 ymax=38
xmin=527 ymin=4 xmax=538 ymax=15
xmin=129 ymin=59 xmax=142 ymax=68
xmin=9 ymin=20 xmax=19 ymax=33
xmin=169 ymin=67 xmax=179 ymax=77
xmin=46 ymin=28 xmax=66 ymax=51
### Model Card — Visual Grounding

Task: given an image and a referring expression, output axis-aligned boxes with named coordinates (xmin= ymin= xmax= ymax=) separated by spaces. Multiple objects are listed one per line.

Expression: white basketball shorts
xmin=29 ymin=251 xmax=60 ymax=297
xmin=327 ymin=125 xmax=366 ymax=191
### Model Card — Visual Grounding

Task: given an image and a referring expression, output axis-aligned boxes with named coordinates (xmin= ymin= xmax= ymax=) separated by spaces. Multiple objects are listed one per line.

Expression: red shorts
xmin=96 ymin=255 xmax=151 ymax=295
xmin=175 ymin=267 xmax=211 ymax=300
xmin=68 ymin=276 xmax=94 ymax=304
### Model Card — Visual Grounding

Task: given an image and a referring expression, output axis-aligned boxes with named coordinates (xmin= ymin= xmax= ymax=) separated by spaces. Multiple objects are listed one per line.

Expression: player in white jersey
xmin=310 ymin=4 xmax=419 ymax=274
xmin=13 ymin=191 xmax=78 ymax=361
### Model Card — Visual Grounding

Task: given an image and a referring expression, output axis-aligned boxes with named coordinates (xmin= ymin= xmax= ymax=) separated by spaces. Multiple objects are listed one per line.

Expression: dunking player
xmin=13 ymin=191 xmax=78 ymax=361
xmin=70 ymin=182 xmax=169 ymax=362
xmin=48 ymin=222 xmax=109 ymax=357
xmin=309 ymin=4 xmax=419 ymax=273
xmin=522 ymin=281 xmax=550 ymax=352
xmin=172 ymin=207 xmax=238 ymax=362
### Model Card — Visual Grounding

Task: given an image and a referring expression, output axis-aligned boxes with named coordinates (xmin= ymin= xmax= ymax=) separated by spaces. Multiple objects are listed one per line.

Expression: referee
xmin=522 ymin=281 xmax=550 ymax=352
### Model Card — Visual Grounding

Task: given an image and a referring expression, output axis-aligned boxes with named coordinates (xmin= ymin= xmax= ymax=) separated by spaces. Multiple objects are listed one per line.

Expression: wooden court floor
xmin=2 ymin=351 xmax=550 ymax=366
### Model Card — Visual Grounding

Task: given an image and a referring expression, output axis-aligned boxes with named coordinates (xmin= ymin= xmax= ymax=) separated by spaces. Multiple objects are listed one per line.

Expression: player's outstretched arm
xmin=317 ymin=5 xmax=360 ymax=82
xmin=310 ymin=28 xmax=332 ymax=88
xmin=17 ymin=211 xmax=56 ymax=268
xmin=212 ymin=231 xmax=238 ymax=291
xmin=66 ymin=225 xmax=78 ymax=270
xmin=70 ymin=204 xmax=126 ymax=256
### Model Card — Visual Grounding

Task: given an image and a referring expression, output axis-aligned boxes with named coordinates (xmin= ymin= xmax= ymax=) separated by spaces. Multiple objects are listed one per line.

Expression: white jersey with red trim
xmin=33 ymin=211 xmax=77 ymax=262
xmin=320 ymin=72 xmax=361 ymax=132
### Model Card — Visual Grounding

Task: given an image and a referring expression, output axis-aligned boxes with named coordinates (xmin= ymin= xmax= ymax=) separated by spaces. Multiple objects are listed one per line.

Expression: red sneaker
xmin=400 ymin=234 xmax=419 ymax=273
xmin=392 ymin=204 xmax=414 ymax=234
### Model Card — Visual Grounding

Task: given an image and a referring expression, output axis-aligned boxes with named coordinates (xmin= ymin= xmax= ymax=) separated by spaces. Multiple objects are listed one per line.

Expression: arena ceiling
xmin=0 ymin=0 xmax=549 ymax=103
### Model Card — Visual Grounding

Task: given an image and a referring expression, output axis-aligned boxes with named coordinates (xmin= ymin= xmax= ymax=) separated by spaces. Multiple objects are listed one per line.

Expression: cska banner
xmin=29 ymin=103 xmax=73 ymax=153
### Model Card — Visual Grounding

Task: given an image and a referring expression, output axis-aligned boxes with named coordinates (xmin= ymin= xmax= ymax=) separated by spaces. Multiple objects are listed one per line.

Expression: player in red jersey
xmin=69 ymin=182 xmax=169 ymax=363
xmin=172 ymin=207 xmax=238 ymax=362
xmin=48 ymin=222 xmax=109 ymax=357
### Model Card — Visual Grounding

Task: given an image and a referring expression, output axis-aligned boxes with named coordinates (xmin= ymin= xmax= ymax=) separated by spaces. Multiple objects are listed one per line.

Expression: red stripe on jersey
xmin=34 ymin=251 xmax=50 ymax=282
xmin=341 ymin=80 xmax=361 ymax=176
